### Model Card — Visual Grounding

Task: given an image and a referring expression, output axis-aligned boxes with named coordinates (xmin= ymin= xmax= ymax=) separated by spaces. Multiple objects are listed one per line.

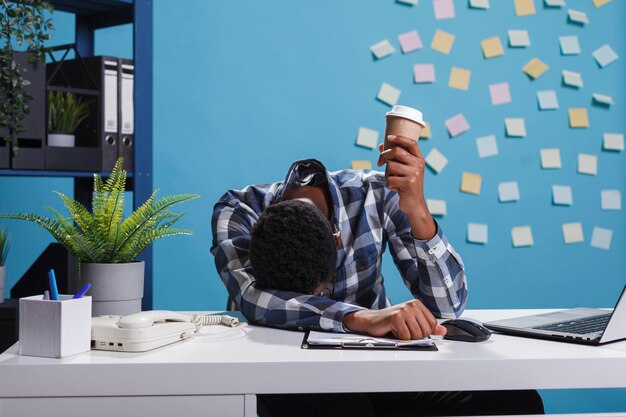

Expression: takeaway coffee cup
xmin=384 ymin=105 xmax=426 ymax=150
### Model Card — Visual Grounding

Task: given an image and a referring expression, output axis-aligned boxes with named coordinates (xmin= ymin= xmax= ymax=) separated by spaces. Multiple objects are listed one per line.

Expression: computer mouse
xmin=441 ymin=319 xmax=492 ymax=342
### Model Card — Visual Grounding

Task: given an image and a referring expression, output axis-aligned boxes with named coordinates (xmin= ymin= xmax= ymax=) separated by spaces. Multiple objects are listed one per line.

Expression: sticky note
xmin=523 ymin=58 xmax=549 ymax=79
xmin=434 ymin=0 xmax=455 ymax=19
xmin=461 ymin=172 xmax=482 ymax=195
xmin=537 ymin=90 xmax=559 ymax=110
xmin=512 ymin=226 xmax=533 ymax=247
xmin=426 ymin=199 xmax=447 ymax=216
xmin=351 ymin=160 xmax=372 ymax=170
xmin=508 ymin=30 xmax=530 ymax=47
xmin=431 ymin=30 xmax=455 ymax=54
xmin=593 ymin=44 xmax=619 ymax=68
xmin=593 ymin=93 xmax=614 ymax=106
xmin=425 ymin=148 xmax=448 ymax=173
xmin=559 ymin=36 xmax=581 ymax=55
xmin=601 ymin=190 xmax=621 ymax=210
xmin=469 ymin=0 xmax=489 ymax=9
xmin=603 ymin=133 xmax=624 ymax=151
xmin=377 ymin=82 xmax=401 ymax=106
xmin=414 ymin=64 xmax=436 ymax=83
xmin=421 ymin=122 xmax=432 ymax=139
xmin=568 ymin=9 xmax=589 ymax=24
xmin=578 ymin=153 xmax=597 ymax=175
xmin=356 ymin=127 xmax=379 ymax=149
xmin=397 ymin=0 xmax=418 ymax=5
xmin=446 ymin=113 xmax=470 ymax=137
xmin=505 ymin=118 xmax=526 ymax=137
xmin=490 ymin=82 xmax=511 ymax=105
xmin=569 ymin=108 xmax=589 ymax=128
xmin=370 ymin=40 xmax=395 ymax=60
xmin=398 ymin=30 xmax=423 ymax=54
xmin=515 ymin=0 xmax=536 ymax=16
xmin=499 ymin=181 xmax=520 ymax=202
xmin=481 ymin=36 xmax=504 ymax=59
xmin=563 ymin=222 xmax=584 ymax=244
xmin=545 ymin=0 xmax=565 ymax=7
xmin=593 ymin=0 xmax=612 ymax=7
xmin=591 ymin=227 xmax=612 ymax=250
xmin=562 ymin=70 xmax=583 ymax=88
xmin=552 ymin=185 xmax=573 ymax=205
xmin=449 ymin=67 xmax=471 ymax=91
xmin=476 ymin=135 xmax=498 ymax=158
xmin=541 ymin=148 xmax=561 ymax=169
xmin=468 ymin=223 xmax=488 ymax=244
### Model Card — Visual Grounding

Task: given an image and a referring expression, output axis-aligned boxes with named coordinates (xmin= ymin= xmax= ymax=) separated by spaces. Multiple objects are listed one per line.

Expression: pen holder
xmin=19 ymin=295 xmax=92 ymax=358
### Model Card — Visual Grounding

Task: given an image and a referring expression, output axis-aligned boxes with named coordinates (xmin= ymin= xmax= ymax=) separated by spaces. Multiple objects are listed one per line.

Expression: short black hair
xmin=250 ymin=199 xmax=336 ymax=294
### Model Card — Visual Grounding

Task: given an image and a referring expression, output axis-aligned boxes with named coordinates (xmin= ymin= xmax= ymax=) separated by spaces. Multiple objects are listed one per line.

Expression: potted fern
xmin=47 ymin=90 xmax=90 ymax=147
xmin=0 ymin=158 xmax=200 ymax=315
xmin=0 ymin=227 xmax=9 ymax=304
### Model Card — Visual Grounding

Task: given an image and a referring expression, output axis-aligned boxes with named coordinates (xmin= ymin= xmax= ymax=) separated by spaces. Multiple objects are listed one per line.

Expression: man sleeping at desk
xmin=211 ymin=136 xmax=544 ymax=416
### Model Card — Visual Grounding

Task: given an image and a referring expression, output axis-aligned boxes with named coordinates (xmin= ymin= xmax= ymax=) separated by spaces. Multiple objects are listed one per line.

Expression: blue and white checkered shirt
xmin=211 ymin=159 xmax=467 ymax=332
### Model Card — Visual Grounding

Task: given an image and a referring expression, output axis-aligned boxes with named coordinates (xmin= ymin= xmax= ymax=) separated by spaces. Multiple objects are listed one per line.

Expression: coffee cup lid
xmin=385 ymin=105 xmax=425 ymax=127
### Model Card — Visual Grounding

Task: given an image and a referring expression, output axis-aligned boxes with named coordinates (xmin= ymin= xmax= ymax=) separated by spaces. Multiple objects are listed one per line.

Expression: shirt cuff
xmin=320 ymin=302 xmax=367 ymax=333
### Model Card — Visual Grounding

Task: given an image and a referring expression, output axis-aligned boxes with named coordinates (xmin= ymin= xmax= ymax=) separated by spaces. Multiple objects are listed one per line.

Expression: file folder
xmin=118 ymin=58 xmax=134 ymax=171
xmin=301 ymin=330 xmax=438 ymax=351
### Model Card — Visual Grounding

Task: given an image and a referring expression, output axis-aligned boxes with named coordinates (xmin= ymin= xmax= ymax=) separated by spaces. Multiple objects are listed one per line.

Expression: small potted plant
xmin=0 ymin=227 xmax=9 ymax=304
xmin=0 ymin=158 xmax=200 ymax=315
xmin=47 ymin=90 xmax=91 ymax=147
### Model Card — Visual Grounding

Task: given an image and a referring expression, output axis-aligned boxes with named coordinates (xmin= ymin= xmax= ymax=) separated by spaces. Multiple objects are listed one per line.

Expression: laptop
xmin=484 ymin=285 xmax=626 ymax=345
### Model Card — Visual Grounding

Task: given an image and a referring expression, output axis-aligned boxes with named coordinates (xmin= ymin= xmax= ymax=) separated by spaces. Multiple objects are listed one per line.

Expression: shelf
xmin=0 ymin=169 xmax=133 ymax=178
xmin=50 ymin=0 xmax=132 ymax=16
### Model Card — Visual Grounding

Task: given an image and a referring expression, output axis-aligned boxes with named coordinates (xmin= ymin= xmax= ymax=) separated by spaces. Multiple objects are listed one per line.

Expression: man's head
xmin=250 ymin=199 xmax=337 ymax=295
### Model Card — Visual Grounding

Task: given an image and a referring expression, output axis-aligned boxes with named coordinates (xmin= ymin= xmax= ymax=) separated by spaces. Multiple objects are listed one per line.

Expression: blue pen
xmin=73 ymin=283 xmax=91 ymax=299
xmin=48 ymin=269 xmax=59 ymax=301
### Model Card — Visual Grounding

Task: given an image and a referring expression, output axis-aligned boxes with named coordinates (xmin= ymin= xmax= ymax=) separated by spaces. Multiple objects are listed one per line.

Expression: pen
xmin=43 ymin=290 xmax=50 ymax=300
xmin=48 ymin=269 xmax=59 ymax=301
xmin=73 ymin=283 xmax=91 ymax=299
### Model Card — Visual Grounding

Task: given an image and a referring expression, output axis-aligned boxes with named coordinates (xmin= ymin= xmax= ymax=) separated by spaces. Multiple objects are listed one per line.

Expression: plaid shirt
xmin=211 ymin=159 xmax=467 ymax=333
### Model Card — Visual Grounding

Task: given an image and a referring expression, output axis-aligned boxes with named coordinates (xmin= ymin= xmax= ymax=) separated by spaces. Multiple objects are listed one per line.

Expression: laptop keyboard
xmin=533 ymin=313 xmax=611 ymax=335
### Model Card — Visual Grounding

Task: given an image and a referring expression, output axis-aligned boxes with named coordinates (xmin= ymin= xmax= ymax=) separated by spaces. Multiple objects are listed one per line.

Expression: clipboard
xmin=301 ymin=330 xmax=438 ymax=351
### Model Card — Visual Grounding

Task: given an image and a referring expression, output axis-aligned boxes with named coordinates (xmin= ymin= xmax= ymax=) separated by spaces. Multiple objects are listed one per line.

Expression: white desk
xmin=1 ymin=309 xmax=625 ymax=417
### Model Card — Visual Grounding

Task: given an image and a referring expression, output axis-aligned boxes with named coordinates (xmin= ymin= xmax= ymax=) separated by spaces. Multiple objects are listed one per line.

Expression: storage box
xmin=19 ymin=295 xmax=92 ymax=358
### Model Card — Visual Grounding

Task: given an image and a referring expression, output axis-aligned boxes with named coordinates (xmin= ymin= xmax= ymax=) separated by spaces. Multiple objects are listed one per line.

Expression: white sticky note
xmin=469 ymin=0 xmax=490 ymax=9
xmin=545 ymin=0 xmax=565 ymax=6
xmin=559 ymin=36 xmax=580 ymax=55
xmin=476 ymin=135 xmax=498 ymax=158
xmin=568 ymin=9 xmax=589 ymax=24
xmin=601 ymin=190 xmax=621 ymax=210
xmin=468 ymin=223 xmax=488 ymax=244
xmin=512 ymin=226 xmax=533 ymax=247
xmin=593 ymin=93 xmax=614 ymax=106
xmin=505 ymin=118 xmax=526 ymax=137
xmin=356 ymin=127 xmax=379 ymax=149
xmin=425 ymin=148 xmax=448 ymax=173
xmin=541 ymin=148 xmax=561 ymax=169
xmin=377 ymin=82 xmax=401 ymax=106
xmin=591 ymin=227 xmax=612 ymax=250
xmin=603 ymin=133 xmax=624 ymax=151
xmin=553 ymin=185 xmax=573 ymax=205
xmin=508 ymin=30 xmax=530 ymax=47
xmin=593 ymin=44 xmax=619 ymax=68
xmin=563 ymin=222 xmax=584 ymax=244
xmin=537 ymin=90 xmax=559 ymax=110
xmin=578 ymin=153 xmax=597 ymax=175
xmin=426 ymin=199 xmax=447 ymax=216
xmin=397 ymin=0 xmax=418 ymax=5
xmin=498 ymin=181 xmax=520 ymax=202
xmin=562 ymin=70 xmax=583 ymax=88
xmin=370 ymin=40 xmax=395 ymax=60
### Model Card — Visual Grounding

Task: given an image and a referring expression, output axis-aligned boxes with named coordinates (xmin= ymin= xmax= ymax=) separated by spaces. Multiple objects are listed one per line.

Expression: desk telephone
xmin=91 ymin=310 xmax=245 ymax=352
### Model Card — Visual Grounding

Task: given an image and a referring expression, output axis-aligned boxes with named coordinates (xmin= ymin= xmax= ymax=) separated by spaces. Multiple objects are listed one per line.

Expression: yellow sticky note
xmin=448 ymin=67 xmax=471 ymax=90
xmin=351 ymin=160 xmax=372 ymax=170
xmin=461 ymin=172 xmax=482 ymax=195
xmin=481 ymin=37 xmax=504 ymax=59
xmin=569 ymin=108 xmax=589 ymax=128
xmin=515 ymin=0 xmax=536 ymax=16
xmin=593 ymin=0 xmax=612 ymax=7
xmin=420 ymin=122 xmax=432 ymax=139
xmin=431 ymin=30 xmax=455 ymax=55
xmin=523 ymin=58 xmax=549 ymax=79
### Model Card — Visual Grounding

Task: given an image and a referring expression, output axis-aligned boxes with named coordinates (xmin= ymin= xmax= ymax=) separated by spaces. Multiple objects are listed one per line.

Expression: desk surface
xmin=1 ymin=309 xmax=625 ymax=398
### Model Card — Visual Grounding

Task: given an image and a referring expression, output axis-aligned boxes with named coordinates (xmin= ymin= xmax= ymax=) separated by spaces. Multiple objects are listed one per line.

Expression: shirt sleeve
xmin=382 ymin=191 xmax=468 ymax=319
xmin=210 ymin=198 xmax=364 ymax=332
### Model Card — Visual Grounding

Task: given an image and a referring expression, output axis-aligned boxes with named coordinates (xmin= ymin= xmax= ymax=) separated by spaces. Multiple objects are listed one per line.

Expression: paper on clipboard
xmin=303 ymin=330 xmax=436 ymax=350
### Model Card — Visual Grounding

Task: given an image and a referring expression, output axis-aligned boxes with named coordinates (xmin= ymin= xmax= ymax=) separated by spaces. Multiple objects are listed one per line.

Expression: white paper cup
xmin=384 ymin=105 xmax=425 ymax=150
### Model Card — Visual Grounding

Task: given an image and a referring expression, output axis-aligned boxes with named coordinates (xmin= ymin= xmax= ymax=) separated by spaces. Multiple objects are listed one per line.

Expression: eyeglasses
xmin=317 ymin=274 xmax=336 ymax=298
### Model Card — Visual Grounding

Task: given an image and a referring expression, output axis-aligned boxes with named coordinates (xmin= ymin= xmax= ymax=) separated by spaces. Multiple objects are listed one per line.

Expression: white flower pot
xmin=47 ymin=133 xmax=75 ymax=147
xmin=0 ymin=265 xmax=5 ymax=304
xmin=80 ymin=261 xmax=144 ymax=316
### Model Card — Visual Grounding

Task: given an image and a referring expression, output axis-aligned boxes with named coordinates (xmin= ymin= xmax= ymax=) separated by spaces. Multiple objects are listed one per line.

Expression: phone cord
xmin=191 ymin=314 xmax=240 ymax=327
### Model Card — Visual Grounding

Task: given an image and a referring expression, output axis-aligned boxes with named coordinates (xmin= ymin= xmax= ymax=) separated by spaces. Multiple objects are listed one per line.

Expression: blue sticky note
xmin=601 ymin=190 xmax=621 ymax=210
xmin=593 ymin=44 xmax=618 ymax=68
xmin=467 ymin=223 xmax=488 ymax=244
xmin=537 ymin=90 xmax=559 ymax=110
xmin=476 ymin=135 xmax=498 ymax=158
xmin=559 ymin=36 xmax=580 ymax=55
xmin=553 ymin=185 xmax=573 ymax=206
xmin=591 ymin=227 xmax=612 ymax=250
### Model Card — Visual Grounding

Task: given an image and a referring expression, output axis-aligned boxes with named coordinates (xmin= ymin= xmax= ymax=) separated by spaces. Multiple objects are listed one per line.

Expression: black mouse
xmin=441 ymin=319 xmax=491 ymax=342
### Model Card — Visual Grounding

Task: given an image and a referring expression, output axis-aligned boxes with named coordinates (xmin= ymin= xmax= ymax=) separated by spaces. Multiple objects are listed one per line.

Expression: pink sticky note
xmin=434 ymin=0 xmax=455 ymax=19
xmin=414 ymin=64 xmax=435 ymax=83
xmin=445 ymin=113 xmax=470 ymax=137
xmin=489 ymin=82 xmax=512 ymax=105
xmin=398 ymin=30 xmax=423 ymax=54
